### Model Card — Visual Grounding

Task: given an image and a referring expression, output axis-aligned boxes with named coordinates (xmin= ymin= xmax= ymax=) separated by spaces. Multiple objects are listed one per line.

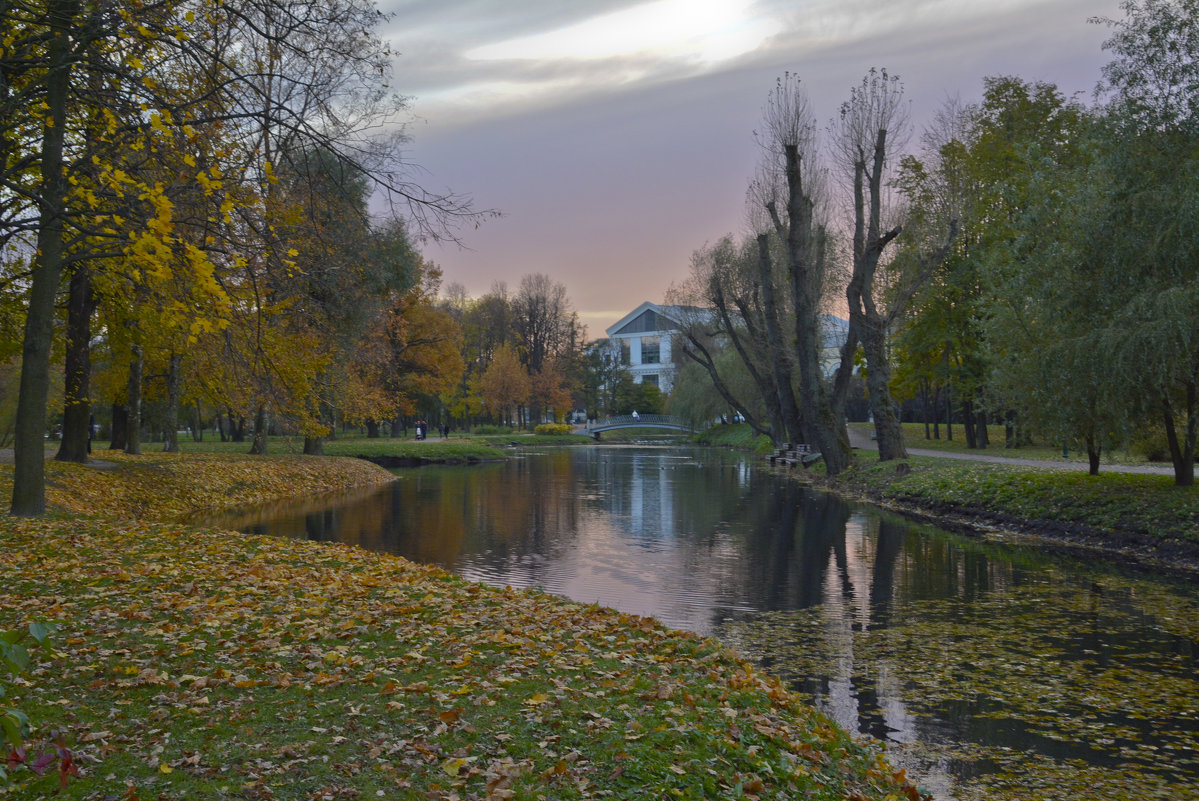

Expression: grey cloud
xmin=383 ymin=0 xmax=649 ymax=49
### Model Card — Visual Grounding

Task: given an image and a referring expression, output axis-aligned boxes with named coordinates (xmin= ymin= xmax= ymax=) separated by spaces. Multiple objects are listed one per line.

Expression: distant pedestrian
xmin=632 ymin=410 xmax=640 ymax=421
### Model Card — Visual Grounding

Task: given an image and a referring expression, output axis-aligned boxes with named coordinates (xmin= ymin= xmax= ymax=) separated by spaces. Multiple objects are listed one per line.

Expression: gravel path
xmin=0 ymin=445 xmax=119 ymax=469
xmin=846 ymin=427 xmax=1176 ymax=475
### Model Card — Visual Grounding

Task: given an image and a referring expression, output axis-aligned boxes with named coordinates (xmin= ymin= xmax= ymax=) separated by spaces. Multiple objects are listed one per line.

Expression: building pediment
xmin=606 ymin=302 xmax=701 ymax=338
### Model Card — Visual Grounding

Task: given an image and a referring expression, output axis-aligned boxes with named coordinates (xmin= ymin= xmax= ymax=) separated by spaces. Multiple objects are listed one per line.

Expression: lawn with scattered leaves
xmin=1 ymin=453 xmax=919 ymax=800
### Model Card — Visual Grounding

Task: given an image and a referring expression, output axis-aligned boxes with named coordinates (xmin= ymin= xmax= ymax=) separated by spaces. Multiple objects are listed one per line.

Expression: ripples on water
xmin=201 ymin=445 xmax=1199 ymax=801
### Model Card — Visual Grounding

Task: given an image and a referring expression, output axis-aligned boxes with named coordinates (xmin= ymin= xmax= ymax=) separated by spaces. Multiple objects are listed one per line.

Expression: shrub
xmin=534 ymin=423 xmax=574 ymax=435
xmin=473 ymin=425 xmax=512 ymax=435
xmin=1130 ymin=427 xmax=1172 ymax=462
xmin=2 ymin=622 xmax=76 ymax=790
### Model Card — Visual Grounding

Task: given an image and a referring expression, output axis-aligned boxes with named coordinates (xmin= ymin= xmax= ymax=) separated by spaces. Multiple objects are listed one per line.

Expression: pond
xmin=200 ymin=446 xmax=1199 ymax=801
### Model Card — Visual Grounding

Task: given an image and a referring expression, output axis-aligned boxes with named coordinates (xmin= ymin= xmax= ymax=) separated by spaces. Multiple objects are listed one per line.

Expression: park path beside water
xmin=846 ymin=427 xmax=1175 ymax=474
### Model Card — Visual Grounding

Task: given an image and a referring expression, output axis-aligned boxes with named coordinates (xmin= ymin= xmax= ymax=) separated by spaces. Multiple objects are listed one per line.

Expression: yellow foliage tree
xmin=479 ymin=344 xmax=531 ymax=427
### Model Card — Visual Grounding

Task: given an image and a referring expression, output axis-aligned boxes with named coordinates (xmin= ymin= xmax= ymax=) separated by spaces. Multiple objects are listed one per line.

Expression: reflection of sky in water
xmin=456 ymin=448 xmax=752 ymax=633
xmin=201 ymin=446 xmax=1199 ymax=801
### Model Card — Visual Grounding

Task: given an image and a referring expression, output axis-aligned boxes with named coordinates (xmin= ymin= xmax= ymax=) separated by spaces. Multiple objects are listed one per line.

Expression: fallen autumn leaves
xmin=1 ymin=452 xmax=923 ymax=800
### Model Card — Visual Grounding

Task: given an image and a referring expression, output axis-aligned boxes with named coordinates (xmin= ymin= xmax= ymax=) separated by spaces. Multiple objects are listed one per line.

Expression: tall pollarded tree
xmin=832 ymin=68 xmax=956 ymax=462
xmin=756 ymin=73 xmax=853 ymax=473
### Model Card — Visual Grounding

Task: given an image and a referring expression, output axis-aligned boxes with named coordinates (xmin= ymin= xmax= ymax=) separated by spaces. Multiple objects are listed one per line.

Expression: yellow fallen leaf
xmin=441 ymin=756 xmax=475 ymax=776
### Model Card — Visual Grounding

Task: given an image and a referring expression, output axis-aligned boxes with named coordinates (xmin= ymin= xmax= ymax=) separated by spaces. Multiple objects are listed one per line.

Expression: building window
xmin=641 ymin=336 xmax=660 ymax=364
xmin=620 ymin=340 xmax=630 ymax=366
xmin=642 ymin=373 xmax=659 ymax=387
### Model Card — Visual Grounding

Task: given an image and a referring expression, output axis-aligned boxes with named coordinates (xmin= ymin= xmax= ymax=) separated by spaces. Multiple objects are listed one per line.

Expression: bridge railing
xmin=586 ymin=414 xmax=694 ymax=431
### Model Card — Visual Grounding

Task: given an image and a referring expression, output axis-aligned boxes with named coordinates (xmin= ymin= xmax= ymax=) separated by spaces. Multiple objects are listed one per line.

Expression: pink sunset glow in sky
xmin=380 ymin=0 xmax=1122 ymax=338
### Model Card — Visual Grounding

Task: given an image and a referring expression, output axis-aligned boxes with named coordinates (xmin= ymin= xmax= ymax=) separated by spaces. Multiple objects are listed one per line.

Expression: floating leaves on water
xmin=718 ymin=564 xmax=1199 ymax=801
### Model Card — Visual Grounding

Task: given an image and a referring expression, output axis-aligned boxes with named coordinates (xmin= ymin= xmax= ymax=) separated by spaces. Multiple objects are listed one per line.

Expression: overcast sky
xmin=379 ymin=0 xmax=1122 ymax=337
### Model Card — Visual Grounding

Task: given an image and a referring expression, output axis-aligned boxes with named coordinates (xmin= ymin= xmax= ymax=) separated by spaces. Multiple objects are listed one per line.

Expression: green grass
xmin=851 ymin=422 xmax=1157 ymax=465
xmin=471 ymin=432 xmax=596 ymax=447
xmin=178 ymin=436 xmax=508 ymax=463
xmin=693 ymin=423 xmax=773 ymax=454
xmin=842 ymin=455 xmax=1199 ymax=543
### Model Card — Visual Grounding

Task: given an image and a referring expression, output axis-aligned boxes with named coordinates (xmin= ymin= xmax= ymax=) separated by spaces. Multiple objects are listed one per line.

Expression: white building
xmin=604 ymin=302 xmax=697 ymax=393
xmin=604 ymin=301 xmax=850 ymax=395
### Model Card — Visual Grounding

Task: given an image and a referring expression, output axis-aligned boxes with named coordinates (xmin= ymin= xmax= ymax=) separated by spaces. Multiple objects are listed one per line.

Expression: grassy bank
xmin=839 ymin=456 xmax=1199 ymax=547
xmin=700 ymin=423 xmax=1199 ymax=567
xmin=4 ymin=450 xmax=395 ymax=521
xmin=471 ymin=432 xmax=596 ymax=447
xmin=0 ymin=453 xmax=917 ymax=800
xmin=693 ymin=423 xmax=773 ymax=454
xmin=179 ymin=437 xmax=509 ymax=465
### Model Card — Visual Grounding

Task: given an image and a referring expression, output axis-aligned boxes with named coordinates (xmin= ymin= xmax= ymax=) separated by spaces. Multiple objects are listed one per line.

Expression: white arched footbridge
xmin=576 ymin=414 xmax=696 ymax=438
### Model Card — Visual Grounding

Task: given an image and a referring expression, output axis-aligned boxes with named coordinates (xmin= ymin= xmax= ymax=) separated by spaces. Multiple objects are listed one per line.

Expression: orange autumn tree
xmin=346 ymin=261 xmax=463 ymax=436
xmin=530 ymin=359 xmax=574 ymax=423
xmin=478 ymin=344 xmax=531 ymax=427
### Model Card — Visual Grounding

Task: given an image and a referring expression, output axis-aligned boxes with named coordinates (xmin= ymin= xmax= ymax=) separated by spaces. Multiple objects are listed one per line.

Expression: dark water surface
xmin=202 ymin=446 xmax=1199 ymax=801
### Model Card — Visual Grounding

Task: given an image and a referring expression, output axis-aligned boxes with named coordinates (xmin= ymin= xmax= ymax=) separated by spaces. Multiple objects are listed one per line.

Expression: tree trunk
xmin=945 ymin=380 xmax=953 ymax=441
xmin=124 ymin=345 xmax=143 ymax=455
xmin=56 ymin=263 xmax=95 ymax=463
xmin=192 ymin=406 xmax=203 ymax=441
xmin=773 ymin=143 xmax=850 ymax=474
xmin=1162 ymin=393 xmax=1196 ymax=487
xmin=249 ymin=403 xmax=268 ymax=454
xmin=932 ymin=386 xmax=941 ymax=439
xmin=229 ymin=406 xmax=245 ymax=442
xmin=11 ymin=0 xmax=75 ymax=515
xmin=843 ymin=121 xmax=907 ymax=466
xmin=303 ymin=436 xmax=324 ymax=455
xmin=678 ymin=338 xmax=772 ymax=441
xmin=859 ymin=317 xmax=906 ymax=461
xmin=110 ymin=403 xmax=128 ymax=452
xmin=756 ymin=233 xmax=803 ymax=445
xmin=1086 ymin=434 xmax=1101 ymax=476
xmin=366 ymin=419 xmax=380 ymax=438
xmin=714 ymin=281 xmax=787 ymax=444
xmin=922 ymin=379 xmax=931 ymax=440
xmin=163 ymin=351 xmax=181 ymax=452
xmin=963 ymin=398 xmax=977 ymax=450
xmin=976 ymin=408 xmax=989 ymax=448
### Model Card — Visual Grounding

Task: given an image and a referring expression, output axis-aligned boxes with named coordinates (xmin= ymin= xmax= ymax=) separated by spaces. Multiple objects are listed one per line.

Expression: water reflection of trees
xmin=205 ymin=448 xmax=1199 ymax=801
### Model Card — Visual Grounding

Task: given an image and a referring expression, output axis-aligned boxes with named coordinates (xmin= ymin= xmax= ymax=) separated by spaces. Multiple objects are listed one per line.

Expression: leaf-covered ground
xmin=1 ymin=453 xmax=920 ymax=800
xmin=1 ymin=450 xmax=397 ymax=521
